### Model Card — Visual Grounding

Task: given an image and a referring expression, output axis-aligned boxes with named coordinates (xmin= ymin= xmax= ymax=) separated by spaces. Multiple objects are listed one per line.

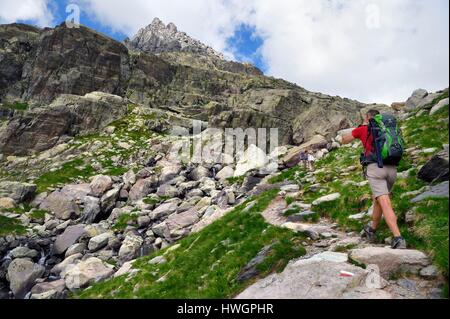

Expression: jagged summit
xmin=124 ymin=17 xmax=224 ymax=59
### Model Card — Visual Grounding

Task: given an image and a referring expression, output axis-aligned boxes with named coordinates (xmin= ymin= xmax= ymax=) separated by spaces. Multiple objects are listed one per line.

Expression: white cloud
xmin=0 ymin=0 xmax=54 ymax=27
xmin=66 ymin=0 xmax=450 ymax=103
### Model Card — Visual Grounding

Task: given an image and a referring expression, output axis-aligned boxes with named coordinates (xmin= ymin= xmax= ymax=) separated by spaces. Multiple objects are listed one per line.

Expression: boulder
xmin=88 ymin=233 xmax=112 ymax=252
xmin=418 ymin=149 xmax=449 ymax=183
xmin=235 ymin=259 xmax=368 ymax=299
xmin=123 ymin=170 xmax=136 ymax=189
xmin=349 ymin=247 xmax=430 ymax=277
xmin=0 ymin=197 xmax=16 ymax=210
xmin=215 ymin=166 xmax=234 ymax=181
xmin=159 ymin=160 xmax=182 ymax=184
xmin=100 ymin=186 xmax=121 ymax=213
xmin=40 ymin=191 xmax=79 ymax=220
xmin=89 ymin=175 xmax=113 ymax=197
xmin=53 ymin=225 xmax=86 ymax=255
xmin=189 ymin=166 xmax=211 ymax=181
xmin=64 ymin=257 xmax=114 ymax=291
xmin=0 ymin=182 xmax=36 ymax=202
xmin=114 ymin=260 xmax=137 ymax=278
xmin=429 ymin=98 xmax=449 ymax=115
xmin=51 ymin=253 xmax=83 ymax=276
xmin=118 ymin=234 xmax=143 ymax=261
xmin=65 ymin=243 xmax=86 ymax=258
xmin=129 ymin=177 xmax=157 ymax=201
xmin=164 ymin=208 xmax=200 ymax=239
xmin=312 ymin=193 xmax=341 ymax=206
xmin=150 ymin=201 xmax=180 ymax=220
xmin=391 ymin=102 xmax=405 ymax=111
xmin=405 ymin=89 xmax=434 ymax=111
xmin=283 ymin=135 xmax=328 ymax=168
xmin=7 ymin=258 xmax=45 ymax=298
xmin=411 ymin=181 xmax=449 ymax=203
xmin=30 ymin=279 xmax=66 ymax=299
xmin=156 ymin=184 xmax=180 ymax=197
xmin=10 ymin=247 xmax=39 ymax=259
xmin=80 ymin=196 xmax=101 ymax=224
xmin=234 ymin=144 xmax=269 ymax=177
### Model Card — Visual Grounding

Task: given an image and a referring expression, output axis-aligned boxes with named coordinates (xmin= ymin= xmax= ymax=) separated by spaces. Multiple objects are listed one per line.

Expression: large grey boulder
xmin=118 ymin=234 xmax=143 ymax=262
xmin=89 ymin=175 xmax=113 ymax=197
xmin=40 ymin=191 xmax=80 ymax=220
xmin=164 ymin=208 xmax=200 ymax=239
xmin=235 ymin=259 xmax=369 ymax=299
xmin=10 ymin=247 xmax=39 ymax=259
xmin=64 ymin=257 xmax=114 ymax=291
xmin=30 ymin=279 xmax=66 ymax=299
xmin=88 ymin=232 xmax=112 ymax=252
xmin=411 ymin=181 xmax=449 ymax=203
xmin=349 ymin=247 xmax=430 ymax=277
xmin=53 ymin=224 xmax=86 ymax=255
xmin=189 ymin=166 xmax=210 ymax=181
xmin=100 ymin=185 xmax=121 ymax=213
xmin=405 ymin=89 xmax=433 ymax=111
xmin=150 ymin=200 xmax=180 ymax=220
xmin=0 ymin=181 xmax=36 ymax=202
xmin=430 ymin=98 xmax=449 ymax=115
xmin=129 ymin=177 xmax=158 ymax=201
xmin=7 ymin=258 xmax=45 ymax=298
xmin=158 ymin=160 xmax=182 ymax=184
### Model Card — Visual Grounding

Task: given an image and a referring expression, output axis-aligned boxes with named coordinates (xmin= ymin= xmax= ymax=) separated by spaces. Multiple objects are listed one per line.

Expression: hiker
xmin=298 ymin=151 xmax=308 ymax=169
xmin=337 ymin=109 xmax=407 ymax=249
xmin=306 ymin=150 xmax=315 ymax=171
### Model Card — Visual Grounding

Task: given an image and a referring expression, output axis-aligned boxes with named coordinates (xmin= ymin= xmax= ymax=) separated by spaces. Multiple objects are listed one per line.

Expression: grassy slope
xmin=74 ymin=189 xmax=306 ymax=299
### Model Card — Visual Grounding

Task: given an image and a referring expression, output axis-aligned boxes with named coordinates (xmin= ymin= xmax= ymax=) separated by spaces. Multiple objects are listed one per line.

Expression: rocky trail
xmin=237 ymin=181 xmax=445 ymax=299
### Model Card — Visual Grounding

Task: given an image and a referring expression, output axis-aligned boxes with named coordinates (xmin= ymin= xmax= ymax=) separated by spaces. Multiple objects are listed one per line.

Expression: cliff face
xmin=0 ymin=19 xmax=373 ymax=156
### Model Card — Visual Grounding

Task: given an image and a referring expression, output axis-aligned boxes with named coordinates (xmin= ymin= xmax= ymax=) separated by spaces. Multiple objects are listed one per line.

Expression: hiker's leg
xmin=371 ymin=197 xmax=383 ymax=230
xmin=377 ymin=195 xmax=401 ymax=237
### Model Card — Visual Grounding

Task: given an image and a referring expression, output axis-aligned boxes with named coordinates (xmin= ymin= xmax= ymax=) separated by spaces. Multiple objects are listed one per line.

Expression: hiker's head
xmin=365 ymin=109 xmax=380 ymax=122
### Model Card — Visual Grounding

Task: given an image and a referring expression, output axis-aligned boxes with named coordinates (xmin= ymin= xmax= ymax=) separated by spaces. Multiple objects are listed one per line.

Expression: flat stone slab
xmin=349 ymin=247 xmax=430 ymax=277
xmin=411 ymin=181 xmax=449 ymax=203
xmin=235 ymin=259 xmax=368 ymax=299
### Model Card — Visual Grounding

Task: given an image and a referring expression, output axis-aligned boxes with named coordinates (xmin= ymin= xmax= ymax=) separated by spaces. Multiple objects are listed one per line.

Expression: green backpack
xmin=365 ymin=114 xmax=405 ymax=167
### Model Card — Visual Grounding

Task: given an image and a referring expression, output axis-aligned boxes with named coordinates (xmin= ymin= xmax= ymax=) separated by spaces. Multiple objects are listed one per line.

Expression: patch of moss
xmin=1 ymin=101 xmax=28 ymax=111
xmin=34 ymin=158 xmax=95 ymax=193
xmin=0 ymin=216 xmax=27 ymax=237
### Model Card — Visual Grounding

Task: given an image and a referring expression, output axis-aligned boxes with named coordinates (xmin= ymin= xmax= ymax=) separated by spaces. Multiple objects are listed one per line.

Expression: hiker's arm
xmin=340 ymin=133 xmax=355 ymax=145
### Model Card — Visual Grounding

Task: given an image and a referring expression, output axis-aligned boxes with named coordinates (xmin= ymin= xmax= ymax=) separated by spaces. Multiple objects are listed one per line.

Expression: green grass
xmin=225 ymin=175 xmax=245 ymax=185
xmin=269 ymin=166 xmax=306 ymax=184
xmin=28 ymin=209 xmax=49 ymax=221
xmin=73 ymin=189 xmax=306 ymax=299
xmin=112 ymin=213 xmax=139 ymax=231
xmin=403 ymin=107 xmax=449 ymax=151
xmin=0 ymin=215 xmax=27 ymax=237
xmin=34 ymin=158 xmax=95 ymax=193
xmin=1 ymin=101 xmax=29 ymax=111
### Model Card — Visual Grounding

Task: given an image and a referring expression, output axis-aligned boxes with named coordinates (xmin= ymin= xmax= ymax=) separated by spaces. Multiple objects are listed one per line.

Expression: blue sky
xmin=0 ymin=0 xmax=448 ymax=104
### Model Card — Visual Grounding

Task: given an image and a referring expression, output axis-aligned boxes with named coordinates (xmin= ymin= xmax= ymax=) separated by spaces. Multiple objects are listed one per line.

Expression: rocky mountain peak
xmin=125 ymin=17 xmax=224 ymax=59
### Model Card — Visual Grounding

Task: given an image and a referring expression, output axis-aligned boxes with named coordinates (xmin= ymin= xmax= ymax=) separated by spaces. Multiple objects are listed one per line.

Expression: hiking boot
xmin=362 ymin=224 xmax=377 ymax=243
xmin=391 ymin=236 xmax=407 ymax=249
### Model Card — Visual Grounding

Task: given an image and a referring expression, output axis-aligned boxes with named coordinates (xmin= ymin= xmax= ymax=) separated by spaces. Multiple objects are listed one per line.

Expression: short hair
xmin=366 ymin=109 xmax=380 ymax=118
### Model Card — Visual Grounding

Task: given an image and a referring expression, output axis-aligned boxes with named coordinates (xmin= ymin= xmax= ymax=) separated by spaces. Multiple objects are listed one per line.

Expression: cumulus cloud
xmin=0 ymin=0 xmax=54 ymax=27
xmin=32 ymin=0 xmax=450 ymax=103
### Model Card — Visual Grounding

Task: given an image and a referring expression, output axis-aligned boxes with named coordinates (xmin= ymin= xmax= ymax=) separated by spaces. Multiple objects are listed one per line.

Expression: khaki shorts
xmin=366 ymin=163 xmax=397 ymax=198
